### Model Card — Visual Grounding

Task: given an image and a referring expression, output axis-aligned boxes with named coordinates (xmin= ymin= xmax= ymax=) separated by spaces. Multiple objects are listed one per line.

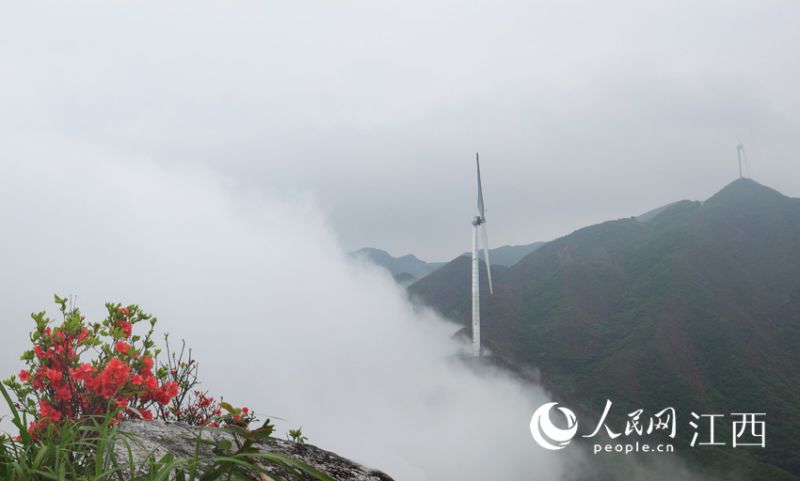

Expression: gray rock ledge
xmin=114 ymin=420 xmax=394 ymax=481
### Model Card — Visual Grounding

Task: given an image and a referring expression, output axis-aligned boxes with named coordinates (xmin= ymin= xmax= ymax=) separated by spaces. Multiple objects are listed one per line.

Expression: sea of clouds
xmin=0 ymin=158 xmax=571 ymax=480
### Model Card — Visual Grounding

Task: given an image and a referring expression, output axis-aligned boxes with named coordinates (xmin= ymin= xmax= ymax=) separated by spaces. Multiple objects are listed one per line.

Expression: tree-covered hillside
xmin=409 ymin=178 xmax=800 ymax=480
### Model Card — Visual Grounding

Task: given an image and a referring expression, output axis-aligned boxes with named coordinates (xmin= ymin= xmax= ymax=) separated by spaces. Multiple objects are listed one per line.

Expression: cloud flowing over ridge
xmin=0 ymin=158 xmax=565 ymax=480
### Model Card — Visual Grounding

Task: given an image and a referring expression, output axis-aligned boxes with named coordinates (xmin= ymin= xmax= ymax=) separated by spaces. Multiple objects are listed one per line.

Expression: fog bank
xmin=0 ymin=158 xmax=566 ymax=480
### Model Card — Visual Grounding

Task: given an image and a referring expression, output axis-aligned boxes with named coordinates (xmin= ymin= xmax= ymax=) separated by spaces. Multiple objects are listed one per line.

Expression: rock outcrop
xmin=115 ymin=421 xmax=394 ymax=481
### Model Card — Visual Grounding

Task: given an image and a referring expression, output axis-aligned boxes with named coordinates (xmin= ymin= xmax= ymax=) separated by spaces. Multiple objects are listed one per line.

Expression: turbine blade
xmin=480 ymin=223 xmax=494 ymax=295
xmin=476 ymin=152 xmax=485 ymax=219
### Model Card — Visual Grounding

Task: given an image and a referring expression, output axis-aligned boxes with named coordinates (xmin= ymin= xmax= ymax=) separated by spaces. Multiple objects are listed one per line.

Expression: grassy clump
xmin=2 ymin=367 xmax=336 ymax=481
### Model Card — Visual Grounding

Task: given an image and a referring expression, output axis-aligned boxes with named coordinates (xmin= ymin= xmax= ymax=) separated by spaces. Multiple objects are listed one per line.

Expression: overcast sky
xmin=2 ymin=0 xmax=799 ymax=260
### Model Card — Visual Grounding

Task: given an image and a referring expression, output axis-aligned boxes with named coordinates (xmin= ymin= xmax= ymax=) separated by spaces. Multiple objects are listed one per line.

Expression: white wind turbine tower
xmin=471 ymin=153 xmax=494 ymax=357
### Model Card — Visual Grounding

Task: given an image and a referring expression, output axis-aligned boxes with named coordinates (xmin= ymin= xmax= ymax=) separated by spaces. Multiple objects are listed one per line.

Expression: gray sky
xmin=2 ymin=0 xmax=799 ymax=260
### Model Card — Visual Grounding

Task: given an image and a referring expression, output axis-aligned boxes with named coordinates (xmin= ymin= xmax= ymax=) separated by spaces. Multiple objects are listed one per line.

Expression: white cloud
xmin=0 ymin=157 xmax=564 ymax=480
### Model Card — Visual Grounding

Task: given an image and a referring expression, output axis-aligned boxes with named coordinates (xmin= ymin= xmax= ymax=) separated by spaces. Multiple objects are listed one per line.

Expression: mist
xmin=2 ymin=1 xmax=799 ymax=259
xmin=0 ymin=158 xmax=571 ymax=480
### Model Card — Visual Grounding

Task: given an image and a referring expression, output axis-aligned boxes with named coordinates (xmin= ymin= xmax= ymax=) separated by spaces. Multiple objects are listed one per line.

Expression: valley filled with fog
xmin=0 ymin=159 xmax=570 ymax=480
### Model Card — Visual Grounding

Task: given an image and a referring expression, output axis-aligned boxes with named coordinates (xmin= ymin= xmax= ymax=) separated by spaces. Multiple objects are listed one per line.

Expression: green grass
xmin=0 ymin=384 xmax=337 ymax=481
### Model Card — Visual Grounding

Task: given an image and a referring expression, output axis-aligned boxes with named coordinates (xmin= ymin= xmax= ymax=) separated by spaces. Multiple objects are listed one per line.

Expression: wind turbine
xmin=471 ymin=152 xmax=493 ymax=357
xmin=736 ymin=143 xmax=746 ymax=179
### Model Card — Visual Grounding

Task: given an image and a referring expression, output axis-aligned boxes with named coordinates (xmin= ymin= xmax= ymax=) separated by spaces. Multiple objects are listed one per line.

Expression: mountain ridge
xmin=408 ymin=178 xmax=800 ymax=479
xmin=350 ymin=247 xmax=445 ymax=282
xmin=350 ymin=241 xmax=543 ymax=284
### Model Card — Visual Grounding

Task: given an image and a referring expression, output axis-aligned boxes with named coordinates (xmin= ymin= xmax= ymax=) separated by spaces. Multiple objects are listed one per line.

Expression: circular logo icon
xmin=530 ymin=402 xmax=578 ymax=450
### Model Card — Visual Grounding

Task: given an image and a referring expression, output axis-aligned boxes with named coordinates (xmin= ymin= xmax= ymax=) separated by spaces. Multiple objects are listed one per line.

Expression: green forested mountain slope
xmin=409 ymin=178 xmax=800 ymax=479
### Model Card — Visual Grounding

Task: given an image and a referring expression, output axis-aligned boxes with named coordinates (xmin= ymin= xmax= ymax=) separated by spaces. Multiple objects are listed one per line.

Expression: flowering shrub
xmin=3 ymin=296 xmax=252 ymax=439
xmin=0 ymin=297 xmax=328 ymax=481
xmin=157 ymin=338 xmax=255 ymax=428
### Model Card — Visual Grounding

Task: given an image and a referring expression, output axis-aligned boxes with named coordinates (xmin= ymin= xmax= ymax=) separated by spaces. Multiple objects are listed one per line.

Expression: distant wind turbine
xmin=736 ymin=143 xmax=746 ymax=179
xmin=471 ymin=153 xmax=493 ymax=357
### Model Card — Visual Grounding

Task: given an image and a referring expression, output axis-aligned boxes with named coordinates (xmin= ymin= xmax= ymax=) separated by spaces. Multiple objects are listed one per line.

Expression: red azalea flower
xmin=10 ymin=299 xmax=257 ymax=434
xmin=38 ymin=400 xmax=62 ymax=422
xmin=143 ymin=375 xmax=158 ymax=391
xmin=45 ymin=368 xmax=62 ymax=384
xmin=116 ymin=320 xmax=132 ymax=338
xmin=55 ymin=386 xmax=72 ymax=401
xmin=71 ymin=362 xmax=96 ymax=382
